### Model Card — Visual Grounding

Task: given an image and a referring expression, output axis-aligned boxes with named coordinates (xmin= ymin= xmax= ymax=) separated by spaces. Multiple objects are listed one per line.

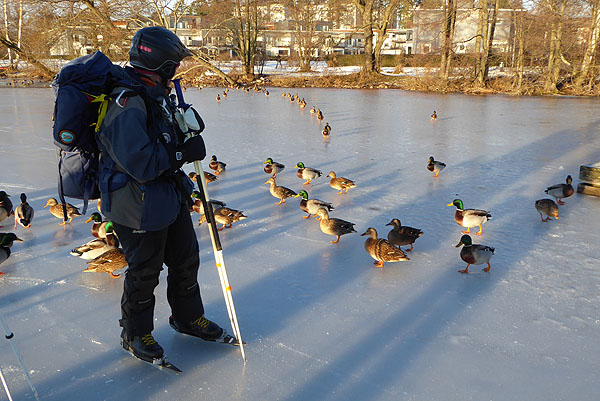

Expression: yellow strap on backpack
xmin=91 ymin=93 xmax=110 ymax=133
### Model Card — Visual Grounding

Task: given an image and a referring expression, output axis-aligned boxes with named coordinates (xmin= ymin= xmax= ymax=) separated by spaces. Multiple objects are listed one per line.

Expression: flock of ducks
xmin=0 ymin=92 xmax=580 ymax=277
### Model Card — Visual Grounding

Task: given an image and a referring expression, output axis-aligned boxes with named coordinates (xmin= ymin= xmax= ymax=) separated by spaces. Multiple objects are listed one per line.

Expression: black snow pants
xmin=113 ymin=205 xmax=205 ymax=338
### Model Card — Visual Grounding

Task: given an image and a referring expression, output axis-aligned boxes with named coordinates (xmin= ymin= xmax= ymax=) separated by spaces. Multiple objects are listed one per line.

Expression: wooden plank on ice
xmin=579 ymin=163 xmax=600 ymax=185
xmin=577 ymin=183 xmax=600 ymax=197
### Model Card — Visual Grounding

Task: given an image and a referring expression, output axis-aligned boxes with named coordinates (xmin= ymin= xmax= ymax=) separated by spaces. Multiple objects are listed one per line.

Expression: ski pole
xmin=0 ymin=366 xmax=14 ymax=401
xmin=172 ymin=78 xmax=246 ymax=363
xmin=0 ymin=311 xmax=41 ymax=401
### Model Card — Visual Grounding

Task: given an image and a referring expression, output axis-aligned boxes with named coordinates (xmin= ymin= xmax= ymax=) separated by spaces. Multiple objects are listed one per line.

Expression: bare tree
xmin=439 ymin=0 xmax=457 ymax=79
xmin=575 ymin=0 xmax=600 ymax=87
xmin=543 ymin=0 xmax=569 ymax=92
xmin=353 ymin=0 xmax=376 ymax=72
xmin=373 ymin=0 xmax=402 ymax=71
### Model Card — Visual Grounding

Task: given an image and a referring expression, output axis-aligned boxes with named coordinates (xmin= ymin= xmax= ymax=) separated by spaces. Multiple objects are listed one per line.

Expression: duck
xmin=188 ymin=171 xmax=218 ymax=184
xmin=216 ymin=94 xmax=221 ymax=102
xmin=281 ymin=92 xmax=286 ymax=98
xmin=190 ymin=191 xmax=227 ymax=215
xmin=198 ymin=205 xmax=247 ymax=230
xmin=427 ymin=156 xmax=446 ymax=177
xmin=316 ymin=109 xmax=323 ymax=121
xmin=0 ymin=191 xmax=13 ymax=227
xmin=14 ymin=193 xmax=34 ymax=229
xmin=44 ymin=198 xmax=81 ymax=225
xmin=314 ymin=208 xmax=356 ymax=244
xmin=295 ymin=162 xmax=322 ymax=185
xmin=361 ymin=227 xmax=409 ymax=267
xmin=324 ymin=122 xmax=331 ymax=133
xmin=209 ymin=155 xmax=226 ymax=175
xmin=322 ymin=127 xmax=330 ymax=137
xmin=265 ymin=177 xmax=297 ymax=205
xmin=71 ymin=222 xmax=120 ymax=260
xmin=386 ymin=219 xmax=424 ymax=252
xmin=84 ymin=247 xmax=127 ymax=278
xmin=327 ymin=171 xmax=357 ymax=194
xmin=535 ymin=199 xmax=559 ymax=222
xmin=310 ymin=106 xmax=316 ymax=114
xmin=222 ymin=90 xmax=227 ymax=98
xmin=294 ymin=190 xmax=334 ymax=219
xmin=544 ymin=175 xmax=574 ymax=205
xmin=430 ymin=111 xmax=437 ymax=121
xmin=455 ymin=234 xmax=494 ymax=274
xmin=447 ymin=199 xmax=491 ymax=236
xmin=0 ymin=233 xmax=23 ymax=274
xmin=264 ymin=157 xmax=285 ymax=178
xmin=265 ymin=90 xmax=269 ymax=97
xmin=86 ymin=212 xmax=109 ymax=239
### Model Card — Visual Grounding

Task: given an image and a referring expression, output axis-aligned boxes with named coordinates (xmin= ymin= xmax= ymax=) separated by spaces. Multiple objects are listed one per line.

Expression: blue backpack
xmin=52 ymin=51 xmax=138 ymax=217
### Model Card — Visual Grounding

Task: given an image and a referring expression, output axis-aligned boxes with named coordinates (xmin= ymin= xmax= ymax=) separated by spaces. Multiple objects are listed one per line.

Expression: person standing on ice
xmin=96 ymin=26 xmax=239 ymax=366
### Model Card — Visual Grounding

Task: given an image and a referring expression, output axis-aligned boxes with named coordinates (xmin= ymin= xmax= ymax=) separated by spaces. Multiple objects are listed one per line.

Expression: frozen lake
xmin=1 ymin=87 xmax=600 ymax=401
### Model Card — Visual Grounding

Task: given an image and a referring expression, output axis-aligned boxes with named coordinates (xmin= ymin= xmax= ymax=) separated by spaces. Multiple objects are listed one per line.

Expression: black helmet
xmin=129 ymin=26 xmax=192 ymax=80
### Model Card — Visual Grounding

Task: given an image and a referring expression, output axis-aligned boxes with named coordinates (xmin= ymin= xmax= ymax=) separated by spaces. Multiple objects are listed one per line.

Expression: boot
xmin=121 ymin=330 xmax=164 ymax=362
xmin=169 ymin=315 xmax=224 ymax=341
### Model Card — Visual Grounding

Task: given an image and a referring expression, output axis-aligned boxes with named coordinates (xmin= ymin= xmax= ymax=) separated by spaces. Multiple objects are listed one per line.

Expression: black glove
xmin=176 ymin=135 xmax=206 ymax=166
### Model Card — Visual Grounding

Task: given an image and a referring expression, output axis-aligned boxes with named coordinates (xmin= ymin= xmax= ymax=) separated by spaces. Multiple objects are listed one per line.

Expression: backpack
xmin=52 ymin=51 xmax=137 ymax=217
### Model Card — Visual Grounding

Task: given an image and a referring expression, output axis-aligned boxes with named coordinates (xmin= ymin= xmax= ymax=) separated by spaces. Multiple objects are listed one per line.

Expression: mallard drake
xmin=0 ymin=191 xmax=13 ymax=226
xmin=386 ymin=219 xmax=423 ymax=252
xmin=209 ymin=155 xmax=226 ymax=175
xmin=314 ymin=208 xmax=356 ymax=244
xmin=198 ymin=205 xmax=247 ymax=230
xmin=427 ymin=156 xmax=446 ymax=177
xmin=264 ymin=157 xmax=285 ymax=178
xmin=84 ymin=247 xmax=127 ymax=278
xmin=294 ymin=190 xmax=334 ymax=219
xmin=295 ymin=162 xmax=322 ymax=185
xmin=327 ymin=171 xmax=357 ymax=194
xmin=455 ymin=234 xmax=494 ymax=274
xmin=430 ymin=111 xmax=437 ymax=121
xmin=535 ymin=199 xmax=559 ymax=222
xmin=190 ymin=191 xmax=227 ymax=215
xmin=14 ymin=193 xmax=34 ymax=229
xmin=0 ymin=233 xmax=23 ymax=274
xmin=265 ymin=177 xmax=297 ymax=205
xmin=86 ymin=212 xmax=109 ymax=239
xmin=361 ymin=227 xmax=409 ymax=267
xmin=447 ymin=199 xmax=491 ymax=235
xmin=544 ymin=175 xmax=574 ymax=205
xmin=44 ymin=198 xmax=81 ymax=225
xmin=71 ymin=222 xmax=120 ymax=259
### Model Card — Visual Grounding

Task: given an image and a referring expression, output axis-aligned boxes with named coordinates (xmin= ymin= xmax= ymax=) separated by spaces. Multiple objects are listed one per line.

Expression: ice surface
xmin=1 ymin=87 xmax=599 ymax=401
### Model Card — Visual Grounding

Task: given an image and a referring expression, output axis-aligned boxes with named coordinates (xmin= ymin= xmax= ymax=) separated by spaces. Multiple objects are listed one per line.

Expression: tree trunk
xmin=440 ymin=0 xmax=457 ymax=79
xmin=575 ymin=0 xmax=600 ymax=87
xmin=373 ymin=0 xmax=400 ymax=71
xmin=362 ymin=0 xmax=375 ymax=73
xmin=544 ymin=0 xmax=567 ymax=93
xmin=3 ymin=0 xmax=12 ymax=66
xmin=482 ymin=0 xmax=499 ymax=82
xmin=476 ymin=0 xmax=489 ymax=85
xmin=475 ymin=0 xmax=485 ymax=80
xmin=513 ymin=10 xmax=525 ymax=93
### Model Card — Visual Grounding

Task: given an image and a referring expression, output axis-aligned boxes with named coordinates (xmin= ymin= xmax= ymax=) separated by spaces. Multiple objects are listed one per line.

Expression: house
xmin=412 ymin=6 xmax=523 ymax=54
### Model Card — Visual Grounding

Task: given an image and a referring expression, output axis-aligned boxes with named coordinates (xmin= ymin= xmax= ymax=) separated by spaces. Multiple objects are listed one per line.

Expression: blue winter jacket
xmin=96 ymin=68 xmax=193 ymax=231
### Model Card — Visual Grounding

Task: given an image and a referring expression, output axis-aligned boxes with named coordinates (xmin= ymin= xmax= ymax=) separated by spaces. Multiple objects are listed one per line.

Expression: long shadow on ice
xmin=273 ymin=119 xmax=600 ymax=400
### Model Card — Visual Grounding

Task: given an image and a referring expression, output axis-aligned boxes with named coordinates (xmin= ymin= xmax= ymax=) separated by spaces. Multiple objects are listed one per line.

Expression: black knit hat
xmin=129 ymin=26 xmax=192 ymax=80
